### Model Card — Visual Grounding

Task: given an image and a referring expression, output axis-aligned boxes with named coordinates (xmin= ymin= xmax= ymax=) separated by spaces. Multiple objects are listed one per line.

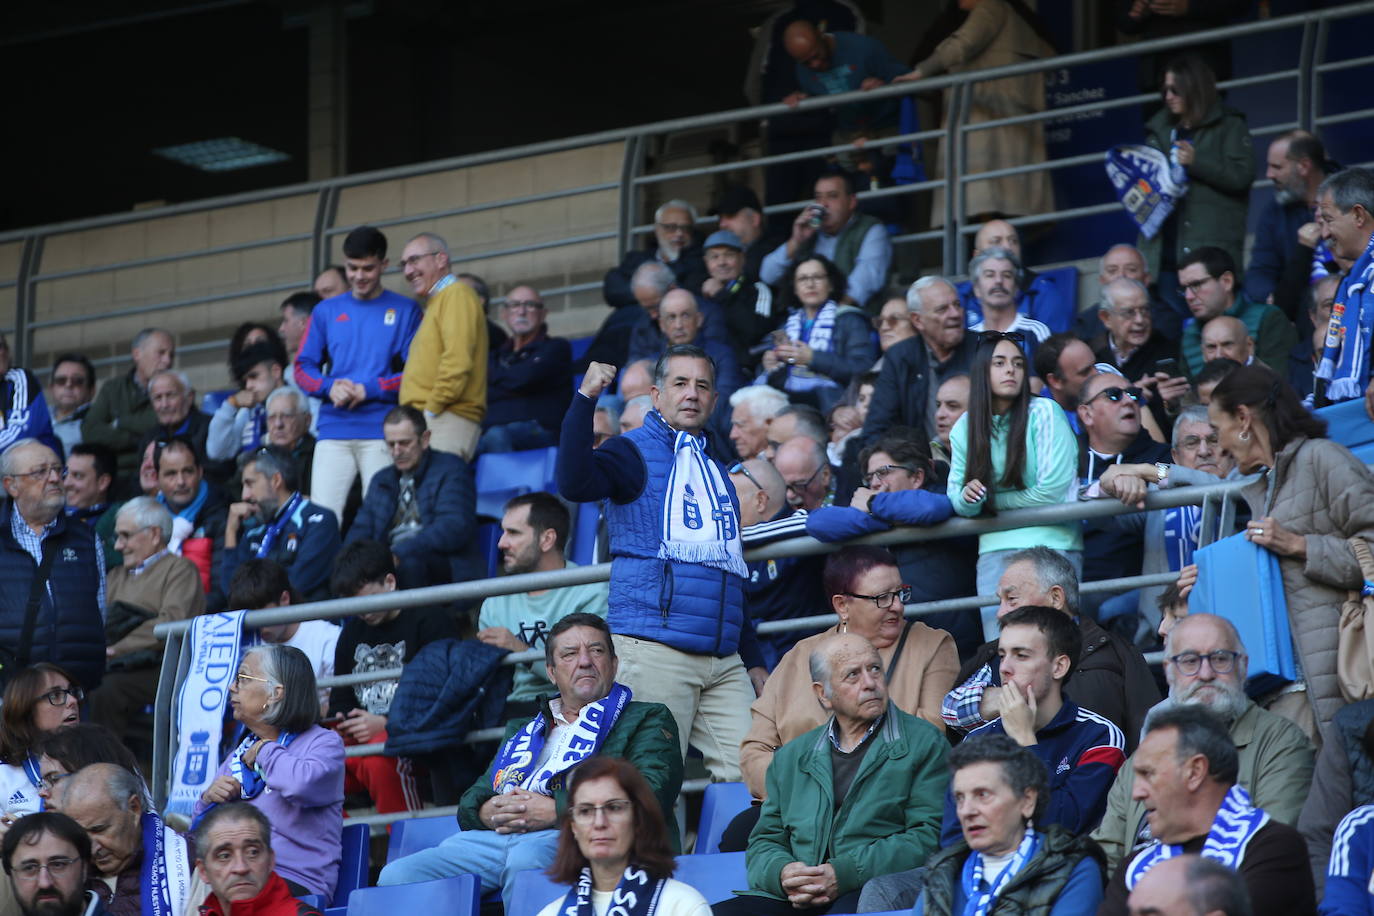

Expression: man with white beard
xmin=1091 ymin=613 xmax=1314 ymax=871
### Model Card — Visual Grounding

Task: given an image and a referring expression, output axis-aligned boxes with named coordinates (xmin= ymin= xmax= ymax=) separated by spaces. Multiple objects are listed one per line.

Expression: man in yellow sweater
xmin=398 ymin=233 xmax=488 ymax=460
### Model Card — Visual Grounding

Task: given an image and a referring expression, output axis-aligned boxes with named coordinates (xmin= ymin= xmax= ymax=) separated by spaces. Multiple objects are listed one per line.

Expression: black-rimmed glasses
xmin=842 ymin=585 xmax=912 ymax=609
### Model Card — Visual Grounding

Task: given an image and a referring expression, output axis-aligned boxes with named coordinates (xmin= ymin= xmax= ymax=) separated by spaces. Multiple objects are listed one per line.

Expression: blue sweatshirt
xmin=939 ymin=699 xmax=1126 ymax=846
xmin=1324 ymin=805 xmax=1374 ymax=916
xmin=293 ymin=290 xmax=422 ymax=440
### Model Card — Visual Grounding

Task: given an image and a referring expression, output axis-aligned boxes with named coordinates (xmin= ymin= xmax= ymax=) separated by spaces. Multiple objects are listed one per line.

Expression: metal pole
xmin=13 ymin=235 xmax=41 ymax=369
xmin=617 ymin=136 xmax=644 ymax=259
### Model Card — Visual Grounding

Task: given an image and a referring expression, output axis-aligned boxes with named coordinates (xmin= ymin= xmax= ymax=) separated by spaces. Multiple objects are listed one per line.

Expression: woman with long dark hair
xmin=539 ymin=757 xmax=708 ymax=916
xmin=947 ymin=332 xmax=1080 ymax=640
xmin=1209 ymin=364 xmax=1374 ymax=739
xmin=1141 ymin=53 xmax=1253 ymax=318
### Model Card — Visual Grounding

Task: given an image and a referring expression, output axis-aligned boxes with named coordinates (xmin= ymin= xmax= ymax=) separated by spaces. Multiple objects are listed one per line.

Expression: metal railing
xmin=4 ymin=3 xmax=1374 ymax=369
xmin=151 ymin=477 xmax=1248 ymax=815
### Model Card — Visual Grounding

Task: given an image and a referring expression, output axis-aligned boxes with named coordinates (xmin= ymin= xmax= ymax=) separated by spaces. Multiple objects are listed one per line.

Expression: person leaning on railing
xmin=1210 ymin=364 xmax=1374 ymax=742
xmin=947 ymin=331 xmax=1081 ymax=642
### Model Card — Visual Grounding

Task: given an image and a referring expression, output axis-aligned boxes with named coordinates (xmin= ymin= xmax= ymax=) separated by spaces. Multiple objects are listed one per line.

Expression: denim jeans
xmin=376 ymin=827 xmax=559 ymax=903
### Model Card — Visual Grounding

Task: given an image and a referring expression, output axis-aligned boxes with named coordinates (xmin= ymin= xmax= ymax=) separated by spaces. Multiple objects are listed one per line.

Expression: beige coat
xmin=918 ymin=0 xmax=1054 ymax=221
xmin=739 ymin=621 xmax=958 ymax=799
xmin=1241 ymin=436 xmax=1374 ymax=735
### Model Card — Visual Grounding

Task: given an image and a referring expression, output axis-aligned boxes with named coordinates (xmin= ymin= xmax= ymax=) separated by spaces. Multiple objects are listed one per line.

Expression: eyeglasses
xmin=398 ymin=251 xmax=441 ymax=269
xmin=1106 ymin=307 xmax=1151 ymax=321
xmin=1084 ymin=386 xmax=1145 ymax=407
xmin=1166 ymin=649 xmax=1243 ymax=676
xmin=795 ymin=273 xmax=829 ymax=286
xmin=51 ymin=375 xmax=88 ymax=387
xmin=979 ymin=330 xmax=1026 ymax=347
xmin=1181 ymin=277 xmax=1215 ymax=295
xmin=12 ymin=856 xmax=77 ymax=882
xmin=503 ymin=299 xmax=544 ymax=311
xmin=729 ymin=462 xmax=763 ymax=493
xmin=878 ymin=315 xmax=911 ymax=328
xmin=36 ymin=772 xmax=68 ymax=793
xmin=785 ymin=464 xmax=825 ymax=496
xmin=843 ymin=585 xmax=912 ymax=609
xmin=657 ymin=222 xmax=693 ymax=235
xmin=6 ymin=465 xmax=66 ymax=482
xmin=864 ymin=465 xmax=916 ymax=487
xmin=570 ymin=799 xmax=634 ymax=823
xmin=38 ymin=686 xmax=83 ymax=707
xmin=1177 ymin=434 xmax=1219 ymax=450
xmin=233 ymin=672 xmax=272 ymax=688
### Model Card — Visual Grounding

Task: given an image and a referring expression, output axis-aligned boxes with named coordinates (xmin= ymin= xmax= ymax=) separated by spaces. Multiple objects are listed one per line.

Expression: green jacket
xmin=456 ymin=697 xmax=684 ymax=850
xmin=81 ymin=370 xmax=158 ymax=474
xmin=745 ymin=704 xmax=949 ymax=901
xmin=1138 ymin=101 xmax=1253 ymax=281
xmin=1179 ymin=290 xmax=1298 ymax=379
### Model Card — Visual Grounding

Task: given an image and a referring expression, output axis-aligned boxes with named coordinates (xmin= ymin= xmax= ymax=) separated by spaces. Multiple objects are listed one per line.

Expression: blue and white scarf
xmin=1125 ymin=784 xmax=1269 ymax=890
xmin=1105 ymin=143 xmax=1189 ymax=239
xmin=960 ymin=825 xmax=1040 ymax=916
xmin=657 ymin=420 xmax=747 ymax=577
xmin=239 ymin=404 xmax=266 ymax=454
xmin=158 ymin=480 xmax=210 ymax=527
xmin=1162 ymin=504 xmax=1204 ymax=573
xmin=139 ymin=811 xmax=193 ymax=916
xmin=782 ymin=301 xmax=840 ymax=392
xmin=558 ymin=866 xmax=665 ymax=916
xmin=227 ymin=730 xmax=298 ymax=799
xmin=254 ymin=492 xmax=304 ymax=559
xmin=491 ymin=683 xmax=633 ymax=795
xmin=1315 ymin=233 xmax=1374 ymax=402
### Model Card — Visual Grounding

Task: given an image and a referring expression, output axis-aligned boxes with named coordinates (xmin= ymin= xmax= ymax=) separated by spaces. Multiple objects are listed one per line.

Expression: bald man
xmin=773 ymin=437 xmax=833 ymax=511
xmin=780 ymin=20 xmax=907 ymax=138
xmin=477 ymin=285 xmax=573 ymax=455
xmin=731 ymin=458 xmax=823 ymax=669
xmin=1200 ymin=316 xmax=1255 ymax=366
xmin=954 ymin=219 xmax=1078 ymax=333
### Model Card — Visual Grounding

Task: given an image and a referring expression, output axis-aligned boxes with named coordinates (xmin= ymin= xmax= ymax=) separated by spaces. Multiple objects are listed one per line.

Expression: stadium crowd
xmin=5 ymin=4 xmax=1374 ymax=916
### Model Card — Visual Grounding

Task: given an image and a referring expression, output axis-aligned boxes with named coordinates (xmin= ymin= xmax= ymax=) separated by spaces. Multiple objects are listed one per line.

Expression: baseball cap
xmin=703 ymin=230 xmax=745 ymax=252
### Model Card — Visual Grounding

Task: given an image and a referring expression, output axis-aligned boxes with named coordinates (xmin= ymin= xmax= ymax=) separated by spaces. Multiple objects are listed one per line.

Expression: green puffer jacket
xmin=457 ymin=697 xmax=684 ymax=850
xmin=745 ymin=704 xmax=949 ymax=901
xmin=920 ymin=825 xmax=1107 ymax=916
xmin=1138 ymin=101 xmax=1253 ymax=280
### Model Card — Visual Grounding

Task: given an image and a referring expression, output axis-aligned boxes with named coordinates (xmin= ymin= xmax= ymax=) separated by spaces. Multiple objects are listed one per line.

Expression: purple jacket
xmin=193 ymin=725 xmax=345 ymax=901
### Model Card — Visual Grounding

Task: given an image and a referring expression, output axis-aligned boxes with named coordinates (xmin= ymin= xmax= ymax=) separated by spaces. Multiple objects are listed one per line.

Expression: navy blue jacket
xmin=346 ymin=449 xmax=480 ymax=583
xmin=484 ymin=332 xmax=573 ymax=434
xmin=223 ymin=496 xmax=339 ymax=602
xmin=939 ymin=699 xmax=1126 ymax=845
xmin=1245 ymin=196 xmax=1312 ymax=305
xmin=1079 ymin=429 xmax=1170 ymax=582
xmin=861 ymin=334 xmax=977 ymax=446
xmin=557 ymin=393 xmax=745 ymax=656
xmin=0 ymin=503 xmax=105 ymax=691
xmin=603 ymin=246 xmax=708 ymax=310
xmin=743 ymin=507 xmax=825 ymax=669
xmin=384 ymin=638 xmax=513 ymax=757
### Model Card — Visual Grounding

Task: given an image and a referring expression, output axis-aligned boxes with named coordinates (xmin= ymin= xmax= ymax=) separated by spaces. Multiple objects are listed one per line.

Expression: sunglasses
xmin=1084 ymin=385 xmax=1146 ymax=406
xmin=979 ymin=330 xmax=1026 ymax=347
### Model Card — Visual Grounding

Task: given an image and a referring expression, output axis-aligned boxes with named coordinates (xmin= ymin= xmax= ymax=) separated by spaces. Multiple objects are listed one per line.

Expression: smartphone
xmin=1154 ymin=358 xmax=1180 ymax=377
xmin=320 ymin=713 xmax=345 ymax=727
xmin=770 ymin=329 xmax=790 ymax=348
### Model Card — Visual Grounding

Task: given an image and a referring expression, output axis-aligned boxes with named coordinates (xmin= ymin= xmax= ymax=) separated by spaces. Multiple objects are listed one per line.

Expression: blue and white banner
xmin=1105 ymin=144 xmax=1189 ymax=239
xmin=166 ymin=611 xmax=245 ymax=818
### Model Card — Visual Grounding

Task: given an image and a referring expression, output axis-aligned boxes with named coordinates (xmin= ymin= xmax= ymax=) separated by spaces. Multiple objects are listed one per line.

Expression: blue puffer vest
xmin=607 ymin=412 xmax=745 ymax=657
xmin=0 ymin=503 xmax=105 ymax=691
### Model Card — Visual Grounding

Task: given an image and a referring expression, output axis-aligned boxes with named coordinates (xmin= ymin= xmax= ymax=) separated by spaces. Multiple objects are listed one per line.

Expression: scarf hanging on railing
xmin=139 ymin=811 xmax=193 ymax=916
xmin=166 ymin=611 xmax=246 ymax=819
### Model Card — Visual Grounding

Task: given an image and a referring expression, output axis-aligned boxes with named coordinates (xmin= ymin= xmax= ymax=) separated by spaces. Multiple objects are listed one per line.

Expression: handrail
xmin=153 ymin=477 xmax=1247 ymax=639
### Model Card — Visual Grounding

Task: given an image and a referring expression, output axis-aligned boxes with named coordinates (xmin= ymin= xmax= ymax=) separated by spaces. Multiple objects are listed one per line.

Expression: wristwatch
xmin=1155 ymin=462 xmax=1169 ymax=484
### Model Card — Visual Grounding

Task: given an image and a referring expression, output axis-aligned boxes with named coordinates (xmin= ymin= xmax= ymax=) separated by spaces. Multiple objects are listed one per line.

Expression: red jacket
xmin=199 ymin=872 xmax=321 ymax=916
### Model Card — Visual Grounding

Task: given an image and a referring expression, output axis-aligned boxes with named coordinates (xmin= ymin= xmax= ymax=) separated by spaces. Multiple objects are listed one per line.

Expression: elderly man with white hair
xmin=729 ymin=385 xmax=789 ymax=460
xmin=89 ymin=496 xmax=204 ymax=742
xmin=862 ymin=275 xmax=977 ymax=444
xmin=261 ymin=387 xmax=317 ymax=493
xmin=138 ymin=369 xmax=218 ymax=477
xmin=1076 ymin=244 xmax=1184 ymax=343
xmin=1091 ymin=613 xmax=1313 ymax=873
xmin=603 ymin=199 xmax=708 ymax=309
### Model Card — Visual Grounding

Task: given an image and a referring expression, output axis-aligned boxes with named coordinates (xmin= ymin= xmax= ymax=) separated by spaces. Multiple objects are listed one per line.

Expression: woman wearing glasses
xmin=758 ymin=255 xmax=877 ymax=413
xmin=732 ymin=545 xmax=957 ymax=848
xmin=537 ymin=756 xmax=709 ymax=916
xmin=1141 ymin=53 xmax=1253 ymax=317
xmin=1210 ymin=365 xmax=1374 ymax=740
xmin=949 ymin=332 xmax=1081 ymax=641
xmin=0 ymin=664 xmax=83 ymax=823
xmin=193 ymin=644 xmax=344 ymax=901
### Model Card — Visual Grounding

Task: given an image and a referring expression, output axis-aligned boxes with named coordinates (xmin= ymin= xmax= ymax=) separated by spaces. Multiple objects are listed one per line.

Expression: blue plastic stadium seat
xmin=673 ymin=851 xmax=748 ymax=905
xmin=1317 ymin=398 xmax=1374 ymax=451
xmin=334 ymin=823 xmax=370 ymax=906
xmin=476 ymin=521 xmax=502 ymax=578
xmin=569 ymin=501 xmax=601 ymax=566
xmin=694 ymin=782 xmax=752 ymax=854
xmin=570 ymin=336 xmax=594 ymax=363
xmin=474 ymin=446 xmax=560 ymax=520
xmin=508 ymin=868 xmax=571 ymax=915
xmin=343 ymin=875 xmax=481 ymax=916
xmin=297 ymin=896 xmax=324 ymax=910
xmin=386 ymin=814 xmax=462 ymax=864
